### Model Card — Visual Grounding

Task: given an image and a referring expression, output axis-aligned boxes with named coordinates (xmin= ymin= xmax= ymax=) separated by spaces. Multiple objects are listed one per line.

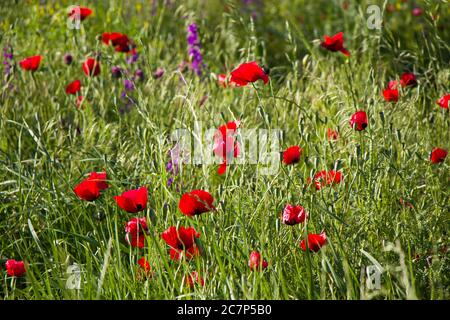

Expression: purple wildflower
xmin=3 ymin=48 xmax=13 ymax=61
xmin=186 ymin=23 xmax=204 ymax=76
xmin=2 ymin=45 xmax=16 ymax=97
xmin=119 ymin=78 xmax=136 ymax=113
xmin=153 ymin=67 xmax=165 ymax=79
xmin=166 ymin=161 xmax=173 ymax=173
xmin=3 ymin=46 xmax=14 ymax=76
xmin=165 ymin=143 xmax=187 ymax=187
xmin=119 ymin=93 xmax=136 ymax=114
xmin=124 ymin=78 xmax=135 ymax=91
xmin=126 ymin=51 xmax=139 ymax=64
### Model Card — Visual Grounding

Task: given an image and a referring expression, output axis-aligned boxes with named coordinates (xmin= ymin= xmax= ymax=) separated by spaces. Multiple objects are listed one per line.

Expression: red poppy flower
xmin=125 ymin=217 xmax=149 ymax=248
xmin=82 ymin=58 xmax=100 ymax=77
xmin=248 ymin=251 xmax=268 ymax=271
xmin=102 ymin=32 xmax=121 ymax=45
xmin=283 ymin=146 xmax=302 ymax=165
xmin=68 ymin=6 xmax=92 ymax=21
xmin=282 ymin=204 xmax=308 ymax=225
xmin=65 ymin=80 xmax=81 ymax=95
xmin=73 ymin=171 xmax=108 ymax=201
xmin=179 ymin=189 xmax=215 ymax=217
xmin=300 ymin=232 xmax=327 ymax=252
xmin=87 ymin=171 xmax=109 ymax=190
xmin=400 ymin=72 xmax=417 ymax=87
xmin=321 ymin=32 xmax=350 ymax=57
xmin=437 ymin=94 xmax=449 ymax=109
xmin=309 ymin=170 xmax=343 ymax=190
xmin=74 ymin=179 xmax=101 ymax=201
xmin=383 ymin=88 xmax=399 ymax=102
xmin=349 ymin=111 xmax=368 ymax=131
xmin=114 ymin=187 xmax=148 ymax=213
xmin=218 ymin=74 xmax=227 ymax=88
xmin=229 ymin=61 xmax=269 ymax=87
xmin=102 ymin=32 xmax=134 ymax=53
xmin=5 ymin=259 xmax=26 ymax=277
xmin=387 ymin=80 xmax=399 ymax=90
xmin=327 ymin=128 xmax=339 ymax=141
xmin=137 ymin=257 xmax=151 ymax=272
xmin=19 ymin=55 xmax=42 ymax=71
xmin=185 ymin=271 xmax=205 ymax=288
xmin=161 ymin=226 xmax=201 ymax=261
xmin=430 ymin=147 xmax=447 ymax=164
xmin=213 ymin=121 xmax=240 ymax=175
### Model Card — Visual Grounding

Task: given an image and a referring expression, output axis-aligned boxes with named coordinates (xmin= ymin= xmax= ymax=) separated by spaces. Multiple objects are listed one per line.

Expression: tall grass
xmin=0 ymin=0 xmax=449 ymax=299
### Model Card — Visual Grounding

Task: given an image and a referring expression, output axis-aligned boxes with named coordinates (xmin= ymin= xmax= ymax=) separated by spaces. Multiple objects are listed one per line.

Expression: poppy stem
xmin=73 ymin=28 xmax=79 ymax=49
xmin=303 ymin=226 xmax=314 ymax=299
xmin=252 ymin=83 xmax=270 ymax=128
xmin=344 ymin=61 xmax=358 ymax=112
xmin=258 ymin=94 xmax=316 ymax=127
xmin=30 ymin=72 xmax=36 ymax=91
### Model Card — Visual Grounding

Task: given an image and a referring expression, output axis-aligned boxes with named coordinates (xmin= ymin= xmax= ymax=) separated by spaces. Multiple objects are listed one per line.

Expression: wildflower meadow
xmin=0 ymin=0 xmax=449 ymax=301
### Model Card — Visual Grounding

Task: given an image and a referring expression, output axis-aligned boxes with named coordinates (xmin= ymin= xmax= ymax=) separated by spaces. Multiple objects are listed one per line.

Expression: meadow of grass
xmin=0 ymin=0 xmax=449 ymax=300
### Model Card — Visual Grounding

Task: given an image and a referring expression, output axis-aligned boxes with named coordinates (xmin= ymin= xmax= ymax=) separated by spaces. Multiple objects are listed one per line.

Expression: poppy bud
xmin=63 ymin=53 xmax=73 ymax=65
xmin=111 ymin=66 xmax=122 ymax=79
xmin=248 ymin=251 xmax=268 ymax=271
xmin=152 ymin=68 xmax=164 ymax=79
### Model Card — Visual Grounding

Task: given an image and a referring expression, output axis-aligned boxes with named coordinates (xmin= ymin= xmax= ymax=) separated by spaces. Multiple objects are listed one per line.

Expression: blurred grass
xmin=0 ymin=0 xmax=449 ymax=299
